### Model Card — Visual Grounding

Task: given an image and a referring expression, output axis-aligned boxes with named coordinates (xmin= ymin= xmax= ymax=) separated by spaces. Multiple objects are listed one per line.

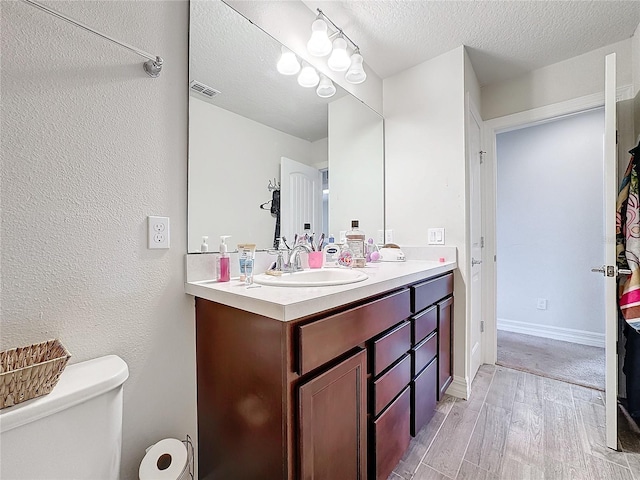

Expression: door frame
xmin=481 ymin=86 xmax=634 ymax=366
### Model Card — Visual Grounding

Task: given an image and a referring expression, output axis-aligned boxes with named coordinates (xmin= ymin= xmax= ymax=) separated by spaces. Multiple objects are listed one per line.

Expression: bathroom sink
xmin=253 ymin=268 xmax=368 ymax=287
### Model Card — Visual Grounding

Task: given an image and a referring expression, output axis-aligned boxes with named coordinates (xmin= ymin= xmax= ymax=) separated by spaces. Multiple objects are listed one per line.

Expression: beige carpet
xmin=496 ymin=330 xmax=605 ymax=391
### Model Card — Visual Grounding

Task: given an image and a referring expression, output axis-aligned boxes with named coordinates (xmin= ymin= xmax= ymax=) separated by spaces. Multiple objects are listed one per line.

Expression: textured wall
xmin=1 ymin=1 xmax=195 ymax=479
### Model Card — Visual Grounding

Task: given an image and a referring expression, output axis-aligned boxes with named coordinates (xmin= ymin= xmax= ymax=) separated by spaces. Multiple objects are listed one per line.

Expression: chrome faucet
xmin=286 ymin=243 xmax=312 ymax=272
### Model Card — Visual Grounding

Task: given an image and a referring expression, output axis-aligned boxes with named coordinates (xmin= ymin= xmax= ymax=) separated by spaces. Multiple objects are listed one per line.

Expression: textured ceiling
xmin=301 ymin=0 xmax=640 ymax=86
xmin=192 ymin=1 xmax=640 ymax=140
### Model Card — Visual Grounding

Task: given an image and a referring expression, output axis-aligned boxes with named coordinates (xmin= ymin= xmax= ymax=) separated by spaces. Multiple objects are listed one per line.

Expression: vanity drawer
xmin=412 ymin=332 xmax=437 ymax=377
xmin=372 ymin=386 xmax=410 ymax=480
xmin=372 ymin=354 xmax=411 ymax=416
xmin=411 ymin=357 xmax=437 ymax=436
xmin=411 ymin=273 xmax=453 ymax=313
xmin=298 ymin=289 xmax=411 ymax=375
xmin=371 ymin=321 xmax=411 ymax=377
xmin=412 ymin=305 xmax=437 ymax=345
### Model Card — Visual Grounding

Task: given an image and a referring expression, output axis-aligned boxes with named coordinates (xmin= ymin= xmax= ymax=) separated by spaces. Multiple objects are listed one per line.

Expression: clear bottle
xmin=346 ymin=220 xmax=365 ymax=260
xmin=201 ymin=236 xmax=209 ymax=253
xmin=217 ymin=235 xmax=231 ymax=282
xmin=323 ymin=235 xmax=340 ymax=267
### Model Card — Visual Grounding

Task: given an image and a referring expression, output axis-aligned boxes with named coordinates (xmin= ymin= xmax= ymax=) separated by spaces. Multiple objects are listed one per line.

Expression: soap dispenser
xmin=323 ymin=235 xmax=340 ymax=267
xmin=217 ymin=235 xmax=231 ymax=282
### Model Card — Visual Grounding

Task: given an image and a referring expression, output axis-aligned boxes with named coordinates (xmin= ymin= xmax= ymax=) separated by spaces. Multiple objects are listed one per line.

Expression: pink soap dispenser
xmin=217 ymin=235 xmax=231 ymax=282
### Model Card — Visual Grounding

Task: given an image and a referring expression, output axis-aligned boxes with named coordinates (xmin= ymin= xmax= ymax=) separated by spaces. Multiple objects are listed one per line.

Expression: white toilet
xmin=0 ymin=355 xmax=129 ymax=480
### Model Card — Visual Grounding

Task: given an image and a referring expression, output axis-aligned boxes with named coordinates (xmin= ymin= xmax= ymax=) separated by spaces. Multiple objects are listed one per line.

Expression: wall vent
xmin=189 ymin=80 xmax=220 ymax=98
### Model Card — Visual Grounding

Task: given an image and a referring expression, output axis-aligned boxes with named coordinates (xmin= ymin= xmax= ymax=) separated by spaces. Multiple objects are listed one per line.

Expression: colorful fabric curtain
xmin=616 ymin=153 xmax=640 ymax=332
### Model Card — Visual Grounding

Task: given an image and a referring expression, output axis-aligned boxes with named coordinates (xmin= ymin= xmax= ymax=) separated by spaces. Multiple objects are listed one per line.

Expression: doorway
xmin=494 ymin=108 xmax=606 ymax=391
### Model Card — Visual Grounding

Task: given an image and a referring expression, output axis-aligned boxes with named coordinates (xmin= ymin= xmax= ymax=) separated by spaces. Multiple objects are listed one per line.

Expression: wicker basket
xmin=0 ymin=339 xmax=71 ymax=409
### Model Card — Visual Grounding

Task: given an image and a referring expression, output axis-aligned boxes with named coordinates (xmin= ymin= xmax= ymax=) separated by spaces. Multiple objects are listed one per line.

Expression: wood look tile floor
xmin=389 ymin=365 xmax=640 ymax=480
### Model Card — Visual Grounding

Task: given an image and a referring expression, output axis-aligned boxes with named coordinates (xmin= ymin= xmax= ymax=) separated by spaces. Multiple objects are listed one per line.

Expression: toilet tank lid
xmin=0 ymin=355 xmax=129 ymax=434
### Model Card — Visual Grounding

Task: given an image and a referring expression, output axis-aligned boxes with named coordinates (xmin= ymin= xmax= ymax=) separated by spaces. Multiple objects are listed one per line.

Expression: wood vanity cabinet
xmin=195 ymin=271 xmax=453 ymax=480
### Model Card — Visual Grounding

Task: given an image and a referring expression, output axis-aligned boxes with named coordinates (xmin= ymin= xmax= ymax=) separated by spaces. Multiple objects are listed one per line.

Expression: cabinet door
xmin=299 ymin=349 xmax=367 ymax=480
xmin=438 ymin=297 xmax=453 ymax=399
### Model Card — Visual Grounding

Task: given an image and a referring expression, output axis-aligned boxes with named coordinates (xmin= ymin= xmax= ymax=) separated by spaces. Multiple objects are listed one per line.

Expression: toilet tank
xmin=0 ymin=355 xmax=129 ymax=480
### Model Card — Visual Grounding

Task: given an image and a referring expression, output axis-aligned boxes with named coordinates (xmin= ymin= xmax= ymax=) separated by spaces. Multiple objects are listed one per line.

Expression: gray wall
xmin=497 ymin=108 xmax=605 ymax=341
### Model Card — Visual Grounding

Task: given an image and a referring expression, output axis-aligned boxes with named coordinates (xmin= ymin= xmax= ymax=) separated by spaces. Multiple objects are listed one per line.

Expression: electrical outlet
xmin=339 ymin=231 xmax=347 ymax=244
xmin=385 ymin=229 xmax=394 ymax=243
xmin=377 ymin=230 xmax=385 ymax=244
xmin=428 ymin=228 xmax=445 ymax=245
xmin=536 ymin=298 xmax=547 ymax=310
xmin=148 ymin=216 xmax=170 ymax=249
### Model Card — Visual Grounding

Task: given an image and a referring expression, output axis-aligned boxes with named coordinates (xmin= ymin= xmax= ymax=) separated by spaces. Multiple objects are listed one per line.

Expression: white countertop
xmin=185 ymin=260 xmax=457 ymax=321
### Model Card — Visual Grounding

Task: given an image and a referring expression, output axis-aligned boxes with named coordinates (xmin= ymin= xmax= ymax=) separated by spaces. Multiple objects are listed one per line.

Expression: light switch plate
xmin=148 ymin=216 xmax=170 ymax=249
xmin=428 ymin=228 xmax=445 ymax=245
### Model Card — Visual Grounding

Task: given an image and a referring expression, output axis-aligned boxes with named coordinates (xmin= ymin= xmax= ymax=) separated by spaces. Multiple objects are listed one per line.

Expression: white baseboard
xmin=445 ymin=375 xmax=470 ymax=400
xmin=497 ymin=318 xmax=605 ymax=348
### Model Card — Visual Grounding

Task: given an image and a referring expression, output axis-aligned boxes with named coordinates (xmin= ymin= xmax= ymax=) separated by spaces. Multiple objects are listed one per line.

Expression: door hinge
xmin=479 ymin=150 xmax=486 ymax=164
xmin=480 ymin=321 xmax=485 ymax=333
xmin=481 ymin=236 xmax=485 ymax=248
xmin=616 ymin=130 xmax=619 ymax=145
xmin=494 ymin=255 xmax=497 ymax=262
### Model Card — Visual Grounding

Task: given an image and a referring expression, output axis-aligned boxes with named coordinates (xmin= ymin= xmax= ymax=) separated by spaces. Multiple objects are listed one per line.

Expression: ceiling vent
xmin=189 ymin=80 xmax=220 ymax=98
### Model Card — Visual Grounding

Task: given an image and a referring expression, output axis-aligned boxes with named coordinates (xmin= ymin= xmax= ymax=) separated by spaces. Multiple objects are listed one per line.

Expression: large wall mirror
xmin=188 ymin=0 xmax=385 ymax=253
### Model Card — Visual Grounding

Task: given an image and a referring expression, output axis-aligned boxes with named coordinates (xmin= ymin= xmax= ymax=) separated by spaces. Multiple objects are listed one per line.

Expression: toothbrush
xmin=318 ymin=233 xmax=325 ymax=251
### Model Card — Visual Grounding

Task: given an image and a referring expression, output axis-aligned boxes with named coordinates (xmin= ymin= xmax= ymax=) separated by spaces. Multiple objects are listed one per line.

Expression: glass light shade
xmin=345 ymin=53 xmax=367 ymax=84
xmin=316 ymin=75 xmax=336 ymax=98
xmin=307 ymin=19 xmax=332 ymax=57
xmin=327 ymin=37 xmax=350 ymax=72
xmin=298 ymin=65 xmax=320 ymax=87
xmin=276 ymin=47 xmax=300 ymax=75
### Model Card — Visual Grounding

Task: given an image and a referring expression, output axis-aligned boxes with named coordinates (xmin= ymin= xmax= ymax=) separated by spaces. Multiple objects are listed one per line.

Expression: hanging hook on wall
xmin=259 ymin=199 xmax=272 ymax=210
xmin=268 ymin=178 xmax=280 ymax=191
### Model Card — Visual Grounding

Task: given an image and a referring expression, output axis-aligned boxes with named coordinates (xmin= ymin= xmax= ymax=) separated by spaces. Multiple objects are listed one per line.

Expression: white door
xmin=601 ymin=53 xmax=618 ymax=449
xmin=468 ymin=99 xmax=483 ymax=382
xmin=280 ymin=157 xmax=322 ymax=245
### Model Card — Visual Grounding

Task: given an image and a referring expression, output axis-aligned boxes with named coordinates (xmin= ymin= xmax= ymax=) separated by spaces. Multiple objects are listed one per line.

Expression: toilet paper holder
xmin=183 ymin=435 xmax=194 ymax=480
xmin=141 ymin=435 xmax=194 ymax=480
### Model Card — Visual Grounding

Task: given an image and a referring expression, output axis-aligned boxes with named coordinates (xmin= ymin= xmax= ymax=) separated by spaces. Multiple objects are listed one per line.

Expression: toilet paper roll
xmin=139 ymin=438 xmax=188 ymax=480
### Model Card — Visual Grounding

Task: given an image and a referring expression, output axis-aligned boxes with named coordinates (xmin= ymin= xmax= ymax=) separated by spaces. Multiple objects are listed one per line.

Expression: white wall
xmin=188 ymin=96 xmax=314 ymax=252
xmin=496 ymin=108 xmax=605 ymax=341
xmin=482 ymin=39 xmax=634 ymax=120
xmin=328 ymin=94 xmax=384 ymax=238
xmin=1 ymin=2 xmax=194 ymax=479
xmin=384 ymin=46 xmax=469 ymax=391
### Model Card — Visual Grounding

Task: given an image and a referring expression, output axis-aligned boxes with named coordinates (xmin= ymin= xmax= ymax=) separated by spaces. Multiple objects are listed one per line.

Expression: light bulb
xmin=276 ymin=46 xmax=300 ymax=75
xmin=316 ymin=75 xmax=336 ymax=98
xmin=298 ymin=65 xmax=320 ymax=88
xmin=345 ymin=52 xmax=367 ymax=84
xmin=307 ymin=19 xmax=332 ymax=57
xmin=327 ymin=37 xmax=350 ymax=72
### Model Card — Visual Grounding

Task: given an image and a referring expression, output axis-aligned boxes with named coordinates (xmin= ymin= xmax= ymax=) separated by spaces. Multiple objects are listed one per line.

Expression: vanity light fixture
xmin=276 ymin=46 xmax=301 ymax=75
xmin=316 ymin=74 xmax=336 ymax=98
xmin=306 ymin=8 xmax=366 ymax=84
xmin=327 ymin=37 xmax=350 ymax=72
xmin=307 ymin=18 xmax=332 ymax=57
xmin=345 ymin=51 xmax=367 ymax=84
xmin=298 ymin=64 xmax=320 ymax=88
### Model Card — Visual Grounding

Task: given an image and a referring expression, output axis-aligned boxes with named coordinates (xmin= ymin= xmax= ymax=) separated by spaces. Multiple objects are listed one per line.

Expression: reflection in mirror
xmin=188 ymin=0 xmax=384 ymax=253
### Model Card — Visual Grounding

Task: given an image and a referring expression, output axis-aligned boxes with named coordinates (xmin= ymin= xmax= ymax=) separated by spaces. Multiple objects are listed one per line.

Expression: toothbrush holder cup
xmin=308 ymin=251 xmax=324 ymax=269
